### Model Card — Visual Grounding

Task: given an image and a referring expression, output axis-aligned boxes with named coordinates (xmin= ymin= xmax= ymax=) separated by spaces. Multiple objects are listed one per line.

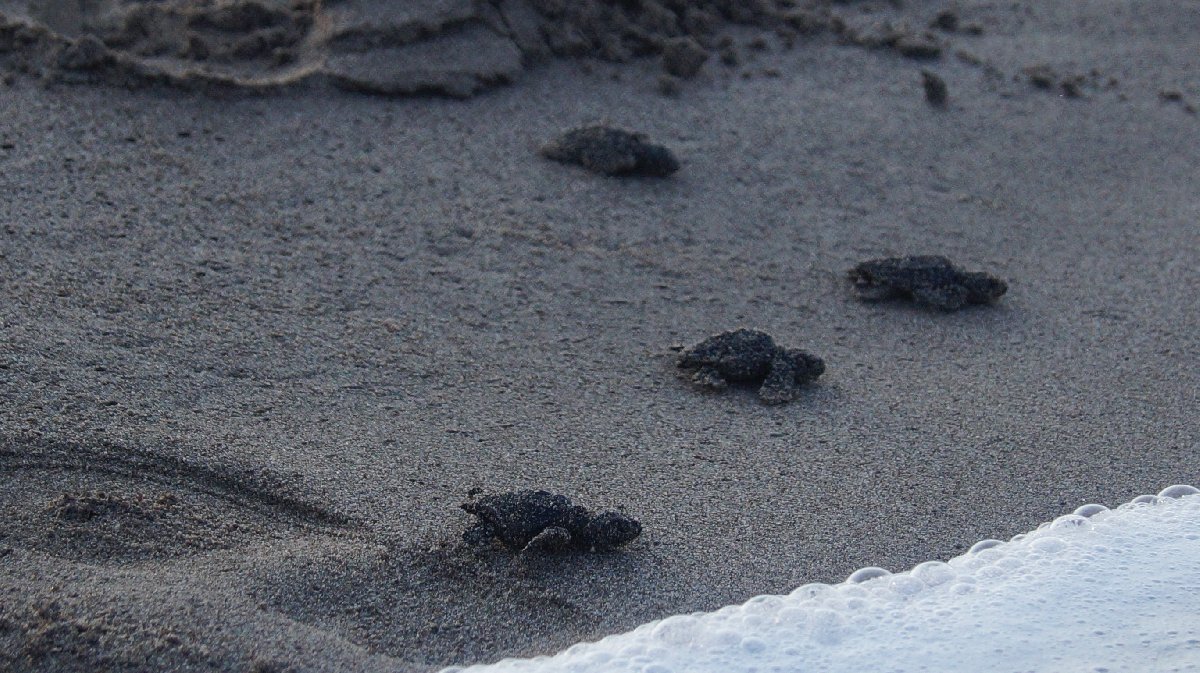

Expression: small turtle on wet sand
xmin=462 ymin=490 xmax=642 ymax=553
xmin=677 ymin=328 xmax=825 ymax=405
xmin=540 ymin=124 xmax=680 ymax=177
xmin=848 ymin=255 xmax=1007 ymax=310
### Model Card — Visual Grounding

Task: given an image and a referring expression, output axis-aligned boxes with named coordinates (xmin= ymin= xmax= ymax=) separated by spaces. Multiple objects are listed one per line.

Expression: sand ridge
xmin=0 ymin=0 xmax=979 ymax=96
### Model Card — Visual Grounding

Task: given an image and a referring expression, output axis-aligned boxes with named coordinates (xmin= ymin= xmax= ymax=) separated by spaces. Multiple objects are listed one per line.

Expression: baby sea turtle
xmin=540 ymin=124 xmax=680 ymax=177
xmin=677 ymin=328 xmax=825 ymax=405
xmin=848 ymin=255 xmax=1007 ymax=310
xmin=462 ymin=490 xmax=642 ymax=553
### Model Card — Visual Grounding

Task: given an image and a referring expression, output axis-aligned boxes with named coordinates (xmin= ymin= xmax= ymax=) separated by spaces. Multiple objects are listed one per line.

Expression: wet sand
xmin=1 ymin=1 xmax=1198 ymax=671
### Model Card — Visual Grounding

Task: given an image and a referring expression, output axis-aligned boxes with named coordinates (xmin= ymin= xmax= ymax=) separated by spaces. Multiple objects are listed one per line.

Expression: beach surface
xmin=1 ymin=1 xmax=1198 ymax=671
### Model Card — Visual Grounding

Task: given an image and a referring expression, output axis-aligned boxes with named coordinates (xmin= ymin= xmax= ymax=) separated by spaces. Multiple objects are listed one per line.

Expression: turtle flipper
xmin=463 ymin=520 xmax=496 ymax=547
xmin=758 ymin=356 xmax=801 ymax=405
xmin=522 ymin=526 xmax=572 ymax=553
xmin=913 ymin=284 xmax=967 ymax=310
xmin=691 ymin=366 xmax=728 ymax=390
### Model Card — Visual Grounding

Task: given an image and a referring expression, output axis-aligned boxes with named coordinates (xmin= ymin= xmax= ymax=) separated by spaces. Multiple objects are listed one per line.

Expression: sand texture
xmin=1 ymin=0 xmax=1198 ymax=671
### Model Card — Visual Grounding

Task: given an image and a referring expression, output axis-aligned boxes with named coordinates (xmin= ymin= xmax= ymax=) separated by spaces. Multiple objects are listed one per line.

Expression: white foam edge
xmin=443 ymin=485 xmax=1200 ymax=673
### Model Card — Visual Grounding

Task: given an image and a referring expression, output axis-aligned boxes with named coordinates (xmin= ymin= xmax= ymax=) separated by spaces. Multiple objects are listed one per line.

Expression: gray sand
xmin=2 ymin=1 xmax=1198 ymax=671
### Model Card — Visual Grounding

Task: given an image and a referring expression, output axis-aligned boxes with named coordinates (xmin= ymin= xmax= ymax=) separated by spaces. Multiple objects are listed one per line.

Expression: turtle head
xmin=962 ymin=272 xmax=1008 ymax=303
xmin=585 ymin=511 xmax=643 ymax=550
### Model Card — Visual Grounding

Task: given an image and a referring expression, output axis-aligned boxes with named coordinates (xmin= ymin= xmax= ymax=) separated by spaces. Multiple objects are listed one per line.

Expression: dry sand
xmin=1 ymin=1 xmax=1198 ymax=671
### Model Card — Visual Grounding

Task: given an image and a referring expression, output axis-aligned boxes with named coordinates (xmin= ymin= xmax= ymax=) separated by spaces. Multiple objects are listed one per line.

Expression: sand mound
xmin=0 ymin=0 xmax=952 ymax=97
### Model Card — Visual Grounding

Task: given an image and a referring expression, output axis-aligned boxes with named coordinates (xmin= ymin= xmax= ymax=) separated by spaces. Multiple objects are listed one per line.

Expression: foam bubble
xmin=448 ymin=488 xmax=1200 ymax=673
xmin=845 ymin=567 xmax=890 ymax=584
xmin=968 ymin=538 xmax=1004 ymax=553
xmin=1159 ymin=485 xmax=1200 ymax=499
xmin=1073 ymin=503 xmax=1109 ymax=518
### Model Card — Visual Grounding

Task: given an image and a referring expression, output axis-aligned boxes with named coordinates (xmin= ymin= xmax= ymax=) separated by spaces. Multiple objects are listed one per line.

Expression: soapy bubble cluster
xmin=446 ymin=485 xmax=1200 ymax=673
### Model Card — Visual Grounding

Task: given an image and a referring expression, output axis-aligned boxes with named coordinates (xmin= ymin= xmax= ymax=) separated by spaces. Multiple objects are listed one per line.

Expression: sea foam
xmin=447 ymin=485 xmax=1200 ymax=673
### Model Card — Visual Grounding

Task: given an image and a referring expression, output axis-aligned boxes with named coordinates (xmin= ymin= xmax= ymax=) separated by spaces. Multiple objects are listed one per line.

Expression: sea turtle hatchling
xmin=540 ymin=124 xmax=680 ymax=177
xmin=461 ymin=490 xmax=642 ymax=553
xmin=848 ymin=255 xmax=1007 ymax=310
xmin=677 ymin=328 xmax=825 ymax=405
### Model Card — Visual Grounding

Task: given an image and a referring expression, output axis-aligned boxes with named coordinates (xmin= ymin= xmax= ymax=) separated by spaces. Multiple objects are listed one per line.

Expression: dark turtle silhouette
xmin=462 ymin=490 xmax=641 ymax=553
xmin=540 ymin=125 xmax=680 ymax=177
xmin=677 ymin=328 xmax=825 ymax=405
xmin=848 ymin=255 xmax=1007 ymax=310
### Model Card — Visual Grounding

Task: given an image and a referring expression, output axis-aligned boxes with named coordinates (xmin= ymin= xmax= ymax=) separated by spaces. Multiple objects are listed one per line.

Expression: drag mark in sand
xmin=0 ymin=436 xmax=353 ymax=563
xmin=253 ymin=538 xmax=650 ymax=668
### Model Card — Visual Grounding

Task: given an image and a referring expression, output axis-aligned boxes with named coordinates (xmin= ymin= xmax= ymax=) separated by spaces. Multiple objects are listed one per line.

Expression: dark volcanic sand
xmin=1 ymin=1 xmax=1199 ymax=671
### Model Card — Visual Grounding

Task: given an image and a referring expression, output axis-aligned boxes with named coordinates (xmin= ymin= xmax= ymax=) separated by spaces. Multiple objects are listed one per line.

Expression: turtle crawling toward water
xmin=540 ymin=124 xmax=680 ymax=177
xmin=849 ymin=255 xmax=1007 ymax=310
xmin=462 ymin=490 xmax=642 ymax=553
xmin=678 ymin=328 xmax=825 ymax=405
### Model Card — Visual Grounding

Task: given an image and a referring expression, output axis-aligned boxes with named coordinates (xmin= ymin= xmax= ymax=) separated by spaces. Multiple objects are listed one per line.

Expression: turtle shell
xmin=462 ymin=490 xmax=589 ymax=551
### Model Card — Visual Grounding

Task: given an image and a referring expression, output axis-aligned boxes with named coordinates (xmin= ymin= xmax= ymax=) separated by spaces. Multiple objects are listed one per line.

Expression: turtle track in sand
xmin=0 ymin=435 xmax=352 ymax=564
